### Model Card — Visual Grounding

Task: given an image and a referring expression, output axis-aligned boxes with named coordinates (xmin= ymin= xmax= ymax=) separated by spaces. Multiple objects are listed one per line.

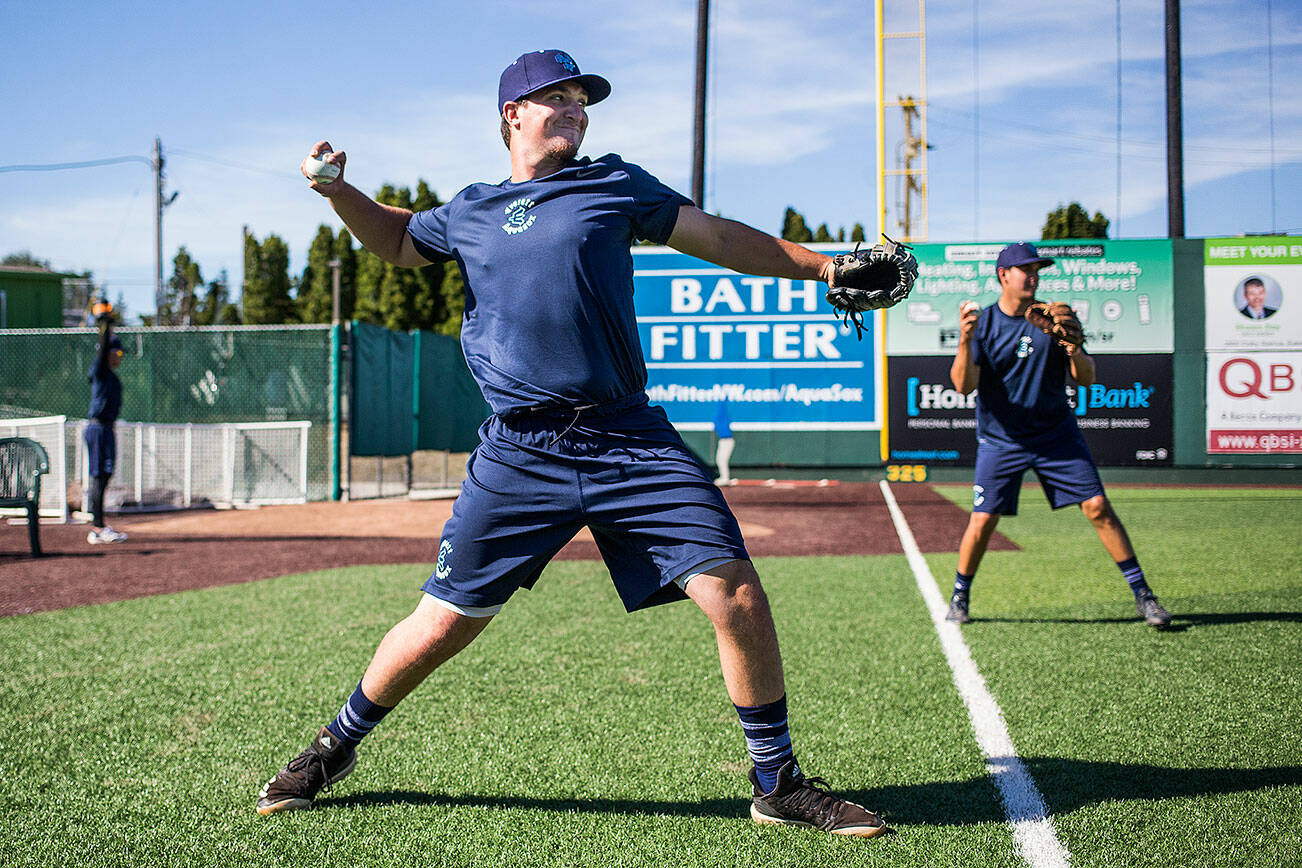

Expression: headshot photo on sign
xmin=1235 ymin=274 xmax=1282 ymax=320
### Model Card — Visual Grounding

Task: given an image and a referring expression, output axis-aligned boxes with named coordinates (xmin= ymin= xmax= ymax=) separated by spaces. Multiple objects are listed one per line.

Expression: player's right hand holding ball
xmin=958 ymin=300 xmax=980 ymax=341
xmin=302 ymin=141 xmax=345 ymax=195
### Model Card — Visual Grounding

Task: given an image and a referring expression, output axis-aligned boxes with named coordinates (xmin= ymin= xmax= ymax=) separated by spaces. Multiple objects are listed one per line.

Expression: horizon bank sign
xmin=631 ymin=247 xmax=882 ymax=431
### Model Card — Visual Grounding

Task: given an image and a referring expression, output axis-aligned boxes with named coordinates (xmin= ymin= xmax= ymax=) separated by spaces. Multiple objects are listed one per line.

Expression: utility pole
xmin=328 ymin=258 xmax=342 ymax=325
xmin=895 ymin=97 xmax=927 ymax=241
xmin=153 ymin=137 xmax=178 ymax=315
xmin=690 ymin=0 xmax=710 ymax=209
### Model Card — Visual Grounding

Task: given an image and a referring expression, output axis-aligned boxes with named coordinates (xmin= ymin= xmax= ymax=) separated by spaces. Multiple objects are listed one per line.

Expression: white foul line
xmin=879 ymin=481 xmax=1072 ymax=868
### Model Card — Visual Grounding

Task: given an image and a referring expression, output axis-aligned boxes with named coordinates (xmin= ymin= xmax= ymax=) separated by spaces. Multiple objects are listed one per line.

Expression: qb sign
xmin=1206 ymin=353 xmax=1302 ymax=453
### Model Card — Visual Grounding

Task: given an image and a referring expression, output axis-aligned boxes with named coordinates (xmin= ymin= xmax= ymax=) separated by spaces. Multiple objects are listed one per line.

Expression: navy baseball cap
xmin=996 ymin=242 xmax=1054 ymax=270
xmin=498 ymin=50 xmax=611 ymax=113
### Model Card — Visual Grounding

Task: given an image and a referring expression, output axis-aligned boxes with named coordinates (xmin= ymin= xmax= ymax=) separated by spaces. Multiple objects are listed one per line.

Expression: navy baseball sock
xmin=1116 ymin=556 xmax=1151 ymax=598
xmin=735 ymin=695 xmax=798 ymax=793
xmin=953 ymin=571 xmax=974 ymax=595
xmin=326 ymin=682 xmax=394 ymax=748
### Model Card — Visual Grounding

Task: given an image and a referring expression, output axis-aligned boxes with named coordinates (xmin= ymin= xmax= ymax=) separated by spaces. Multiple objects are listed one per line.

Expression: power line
xmin=0 ymin=155 xmax=152 ymax=173
xmin=167 ymin=147 xmax=290 ymax=179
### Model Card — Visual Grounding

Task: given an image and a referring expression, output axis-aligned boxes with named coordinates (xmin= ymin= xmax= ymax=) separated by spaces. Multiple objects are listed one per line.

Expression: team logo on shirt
xmin=1016 ymin=335 xmax=1034 ymax=359
xmin=503 ymin=197 xmax=537 ymax=235
xmin=436 ymin=539 xmax=453 ymax=579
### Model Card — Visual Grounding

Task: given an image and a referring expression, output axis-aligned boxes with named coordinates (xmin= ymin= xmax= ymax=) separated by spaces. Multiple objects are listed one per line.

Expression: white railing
xmin=0 ymin=416 xmax=311 ymax=519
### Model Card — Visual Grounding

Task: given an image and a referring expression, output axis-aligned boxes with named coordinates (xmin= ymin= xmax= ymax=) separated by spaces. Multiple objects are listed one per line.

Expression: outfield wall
xmin=632 ymin=236 xmax=1299 ymax=472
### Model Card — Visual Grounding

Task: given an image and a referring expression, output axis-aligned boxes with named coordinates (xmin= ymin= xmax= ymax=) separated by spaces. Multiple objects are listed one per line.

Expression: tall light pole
xmin=1165 ymin=0 xmax=1184 ymax=238
xmin=691 ymin=0 xmax=710 ymax=208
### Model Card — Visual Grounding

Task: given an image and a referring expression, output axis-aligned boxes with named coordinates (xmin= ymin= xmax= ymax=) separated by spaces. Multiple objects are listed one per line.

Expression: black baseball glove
xmin=1024 ymin=300 xmax=1084 ymax=351
xmin=825 ymin=236 xmax=918 ymax=338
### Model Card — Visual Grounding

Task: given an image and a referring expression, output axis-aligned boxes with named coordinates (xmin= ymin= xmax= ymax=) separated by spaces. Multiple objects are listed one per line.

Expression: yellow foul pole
xmin=875 ymin=0 xmax=890 ymax=462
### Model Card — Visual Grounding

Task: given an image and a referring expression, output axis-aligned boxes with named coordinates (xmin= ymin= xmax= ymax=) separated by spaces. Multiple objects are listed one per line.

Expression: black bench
xmin=0 ymin=437 xmax=50 ymax=557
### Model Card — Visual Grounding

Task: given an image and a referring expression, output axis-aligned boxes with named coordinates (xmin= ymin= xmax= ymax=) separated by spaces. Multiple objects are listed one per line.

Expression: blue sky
xmin=2 ymin=0 xmax=1298 ymax=322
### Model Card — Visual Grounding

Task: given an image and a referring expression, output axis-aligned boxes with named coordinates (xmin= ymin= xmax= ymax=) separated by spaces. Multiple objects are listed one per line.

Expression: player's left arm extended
xmin=667 ymin=206 xmax=834 ymax=284
xmin=1067 ymin=345 xmax=1096 ymax=387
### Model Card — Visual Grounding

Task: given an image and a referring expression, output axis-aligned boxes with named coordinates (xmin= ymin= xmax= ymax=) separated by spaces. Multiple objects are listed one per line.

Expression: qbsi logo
xmin=1217 ymin=356 xmax=1298 ymax=400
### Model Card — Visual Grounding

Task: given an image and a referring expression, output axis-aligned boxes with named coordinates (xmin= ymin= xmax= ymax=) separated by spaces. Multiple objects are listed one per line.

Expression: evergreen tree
xmin=353 ymin=183 xmax=444 ymax=331
xmin=242 ymin=230 xmax=296 ymax=324
xmin=850 ymin=223 xmax=867 ymax=243
xmin=837 ymin=227 xmax=846 ymax=242
xmin=1042 ymin=202 xmax=1109 ymax=239
xmin=195 ymin=269 xmax=238 ymax=325
xmin=298 ymin=225 xmax=337 ymax=323
xmin=780 ymin=207 xmax=814 ymax=243
xmin=332 ymin=229 xmax=358 ymax=322
xmin=161 ymin=247 xmax=202 ymax=325
xmin=814 ymin=223 xmax=834 ymax=243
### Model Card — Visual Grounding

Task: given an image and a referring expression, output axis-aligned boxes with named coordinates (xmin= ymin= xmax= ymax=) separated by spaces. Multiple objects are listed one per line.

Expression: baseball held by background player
xmin=945 ymin=241 xmax=1173 ymax=628
xmin=260 ymin=49 xmax=893 ymax=837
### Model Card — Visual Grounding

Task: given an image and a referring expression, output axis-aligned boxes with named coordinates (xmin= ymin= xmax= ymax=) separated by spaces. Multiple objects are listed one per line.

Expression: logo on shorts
xmin=973 ymin=484 xmax=985 ymax=508
xmin=502 ymin=197 xmax=537 ymax=235
xmin=436 ymin=539 xmax=453 ymax=579
xmin=1016 ymin=336 xmax=1034 ymax=359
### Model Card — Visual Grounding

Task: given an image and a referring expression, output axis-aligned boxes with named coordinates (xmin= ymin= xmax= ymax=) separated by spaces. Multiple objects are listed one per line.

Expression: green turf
xmin=926 ymin=484 xmax=1302 ymax=867
xmin=0 ymin=486 xmax=1298 ymax=866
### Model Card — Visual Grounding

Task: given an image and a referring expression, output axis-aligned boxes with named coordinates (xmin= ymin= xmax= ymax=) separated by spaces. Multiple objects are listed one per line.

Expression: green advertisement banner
xmin=886 ymin=240 xmax=1175 ymax=356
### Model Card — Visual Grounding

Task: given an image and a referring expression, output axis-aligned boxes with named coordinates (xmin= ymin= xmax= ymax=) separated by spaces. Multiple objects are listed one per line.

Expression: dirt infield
xmin=0 ymin=482 xmax=1012 ymax=617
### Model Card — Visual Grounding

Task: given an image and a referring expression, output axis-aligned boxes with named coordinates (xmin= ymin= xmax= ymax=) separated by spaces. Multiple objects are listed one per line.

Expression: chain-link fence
xmin=1 ymin=325 xmax=334 ymax=501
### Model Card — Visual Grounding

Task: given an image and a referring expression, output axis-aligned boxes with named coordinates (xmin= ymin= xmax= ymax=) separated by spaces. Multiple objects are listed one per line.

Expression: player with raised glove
xmin=1024 ymin=300 xmax=1084 ymax=353
xmin=824 ymin=235 xmax=918 ymax=339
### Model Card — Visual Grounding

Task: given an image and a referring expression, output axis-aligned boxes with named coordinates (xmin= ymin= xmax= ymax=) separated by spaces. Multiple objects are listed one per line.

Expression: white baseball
xmin=961 ymin=300 xmax=979 ymax=315
xmin=303 ymin=153 xmax=341 ymax=183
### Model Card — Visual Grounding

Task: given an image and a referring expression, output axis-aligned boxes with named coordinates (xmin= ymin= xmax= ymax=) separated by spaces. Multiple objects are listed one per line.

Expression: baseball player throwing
xmin=945 ymin=241 xmax=1173 ymax=628
xmin=257 ymin=50 xmax=890 ymax=837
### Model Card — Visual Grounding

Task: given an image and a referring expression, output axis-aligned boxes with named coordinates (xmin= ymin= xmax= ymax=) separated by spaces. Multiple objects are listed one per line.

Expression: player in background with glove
xmin=946 ymin=242 xmax=1172 ymax=628
xmin=259 ymin=50 xmax=892 ymax=837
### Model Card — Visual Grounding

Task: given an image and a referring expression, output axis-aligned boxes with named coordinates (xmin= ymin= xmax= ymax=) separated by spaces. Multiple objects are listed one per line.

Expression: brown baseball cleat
xmin=749 ymin=762 xmax=892 ymax=837
xmin=256 ymin=727 xmax=356 ymax=815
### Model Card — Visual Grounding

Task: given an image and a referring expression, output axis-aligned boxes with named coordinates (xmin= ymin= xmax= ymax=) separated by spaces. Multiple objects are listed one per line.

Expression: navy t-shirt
xmin=971 ymin=303 xmax=1077 ymax=448
xmin=87 ymin=356 xmax=122 ymax=424
xmin=407 ymin=153 xmax=691 ymax=416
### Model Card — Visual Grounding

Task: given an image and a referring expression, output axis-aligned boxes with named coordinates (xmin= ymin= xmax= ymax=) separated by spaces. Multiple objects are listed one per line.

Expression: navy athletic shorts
xmin=972 ymin=429 xmax=1104 ymax=516
xmin=422 ymin=394 xmax=749 ymax=615
xmin=84 ymin=422 xmax=116 ymax=477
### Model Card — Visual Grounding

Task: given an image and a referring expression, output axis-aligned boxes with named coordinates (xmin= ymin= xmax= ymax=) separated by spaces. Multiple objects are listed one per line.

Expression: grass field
xmin=1 ymin=485 xmax=1299 ymax=867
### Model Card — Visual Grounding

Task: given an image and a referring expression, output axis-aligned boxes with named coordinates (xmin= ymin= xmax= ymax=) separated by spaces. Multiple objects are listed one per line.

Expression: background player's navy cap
xmin=498 ymin=50 xmax=611 ymax=113
xmin=996 ymin=241 xmax=1054 ymax=270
